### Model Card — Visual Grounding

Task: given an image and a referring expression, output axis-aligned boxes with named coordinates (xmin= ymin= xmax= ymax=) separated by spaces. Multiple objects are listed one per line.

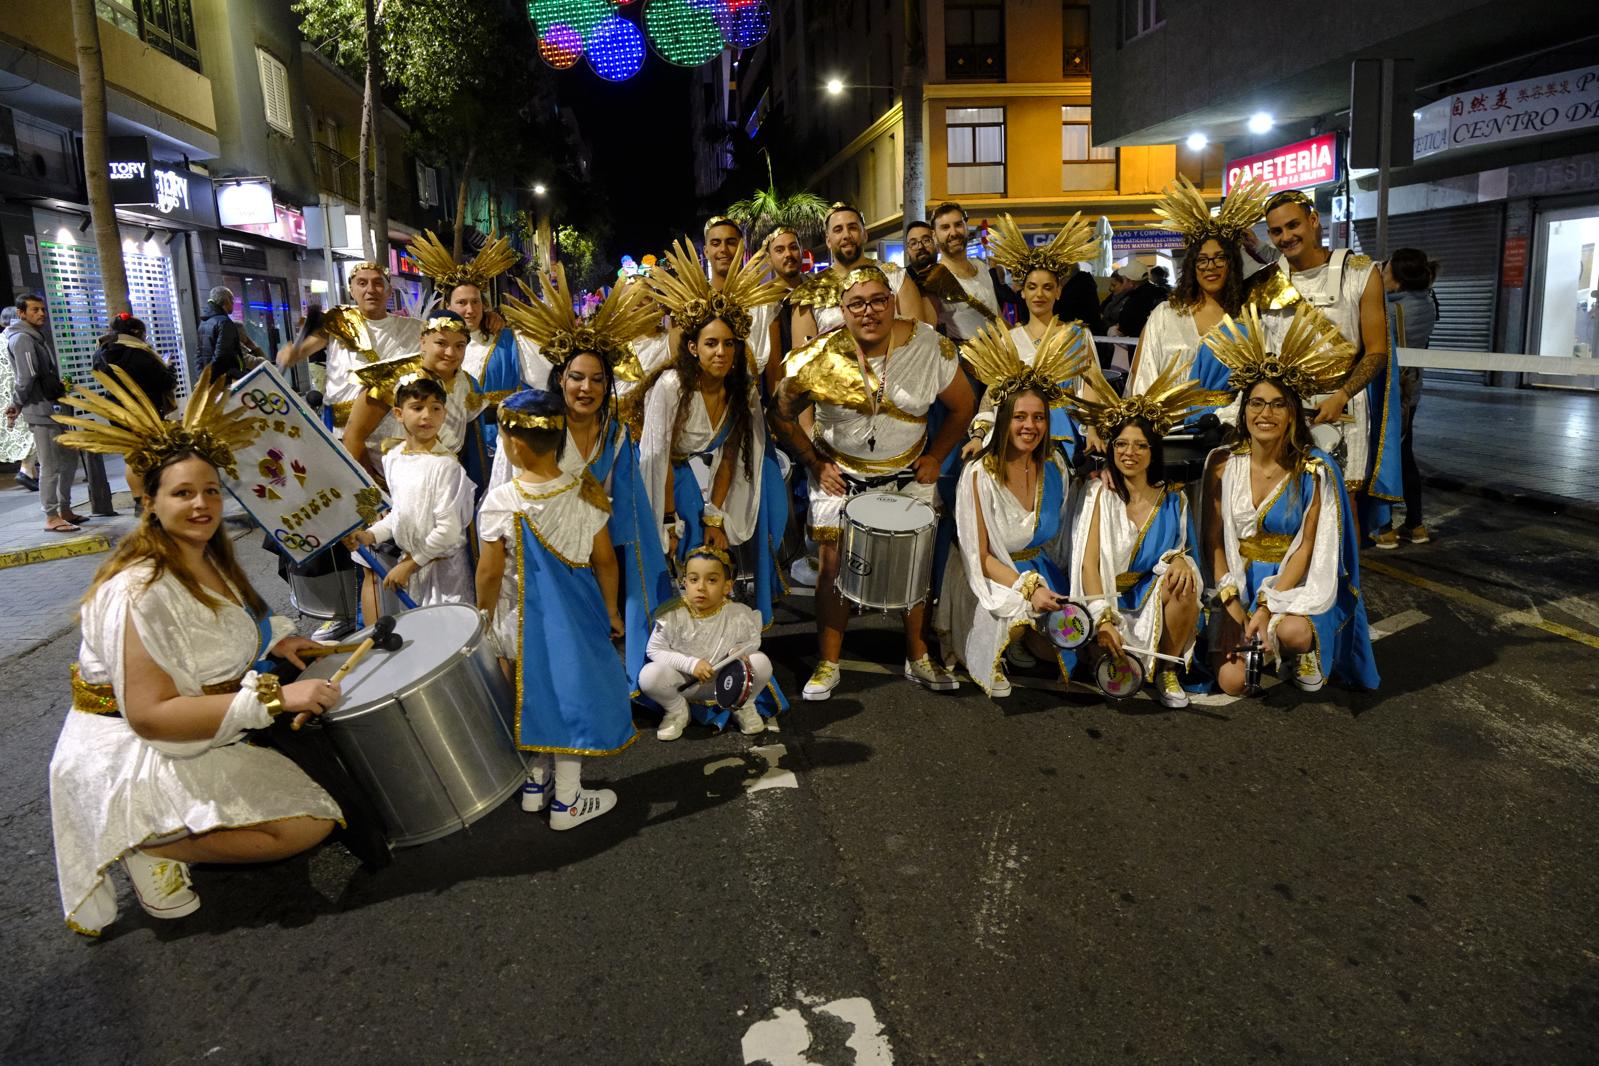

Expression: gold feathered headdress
xmin=960 ymin=320 xmax=1093 ymax=410
xmin=1152 ymin=174 xmax=1272 ymax=245
xmin=1065 ymin=356 xmax=1232 ymax=436
xmin=501 ymin=264 xmax=660 ymax=383
xmin=645 ymin=237 xmax=785 ymax=341
xmin=408 ymin=229 xmax=520 ymax=294
xmin=53 ymin=366 xmax=263 ymax=479
xmin=1206 ymin=303 xmax=1354 ymax=400
xmin=987 ymin=212 xmax=1101 ymax=281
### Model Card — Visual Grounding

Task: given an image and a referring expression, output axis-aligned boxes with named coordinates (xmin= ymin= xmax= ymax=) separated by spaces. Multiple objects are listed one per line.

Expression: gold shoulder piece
xmin=579 ymin=470 xmax=613 ymax=516
xmin=354 ymin=354 xmax=422 ymax=405
xmin=380 ymin=436 xmax=405 ymax=454
xmin=788 ymin=330 xmax=869 ymax=412
xmin=1345 ymin=253 xmax=1373 ymax=273
xmin=790 ymin=271 xmax=843 ymax=309
xmin=937 ymin=333 xmax=959 ymax=362
xmin=1246 ymin=269 xmax=1300 ymax=311
xmin=322 ymin=305 xmax=376 ymax=359
xmin=652 ymin=595 xmax=686 ymax=622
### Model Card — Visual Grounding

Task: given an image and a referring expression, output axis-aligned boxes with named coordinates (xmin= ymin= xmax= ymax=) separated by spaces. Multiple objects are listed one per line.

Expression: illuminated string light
xmin=588 ymin=14 xmax=646 ymax=81
xmin=527 ymin=0 xmax=769 ymax=78
xmin=644 ymin=0 xmax=725 ymax=67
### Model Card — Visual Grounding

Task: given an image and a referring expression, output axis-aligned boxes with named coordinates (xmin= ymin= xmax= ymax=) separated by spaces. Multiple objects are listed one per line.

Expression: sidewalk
xmin=1413 ymin=379 xmax=1599 ymax=522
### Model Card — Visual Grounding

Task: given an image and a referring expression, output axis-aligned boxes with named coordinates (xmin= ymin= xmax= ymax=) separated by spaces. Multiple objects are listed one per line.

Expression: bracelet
xmin=1018 ymin=572 xmax=1045 ymax=601
xmin=254 ymin=672 xmax=285 ymax=716
xmin=702 ymin=513 xmax=725 ymax=529
xmin=1215 ymin=584 xmax=1239 ymax=608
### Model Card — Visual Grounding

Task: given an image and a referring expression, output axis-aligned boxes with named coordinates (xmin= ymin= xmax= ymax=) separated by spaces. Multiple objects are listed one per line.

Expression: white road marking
xmin=974 ymin=811 xmax=1025 ymax=960
xmin=704 ymin=744 xmax=799 ymax=795
xmin=741 ymin=998 xmax=894 ymax=1065
xmin=814 ymin=998 xmax=894 ymax=1065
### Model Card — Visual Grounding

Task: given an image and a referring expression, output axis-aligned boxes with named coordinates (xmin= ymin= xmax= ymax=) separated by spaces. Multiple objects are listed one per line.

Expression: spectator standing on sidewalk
xmin=2 ymin=305 xmax=40 ymax=488
xmin=4 ymin=293 xmax=86 ymax=532
xmin=196 ymin=287 xmax=263 ymax=384
xmin=1374 ymin=248 xmax=1438 ymax=549
xmin=1114 ymin=264 xmax=1169 ymax=341
xmin=92 ymin=313 xmax=177 ymax=500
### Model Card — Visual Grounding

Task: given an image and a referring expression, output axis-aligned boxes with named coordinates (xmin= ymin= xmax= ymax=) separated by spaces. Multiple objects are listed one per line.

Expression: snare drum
xmin=837 ymin=492 xmax=937 ymax=610
xmin=1041 ymin=600 xmax=1093 ymax=650
xmin=1094 ymin=654 xmax=1145 ymax=700
xmin=300 ymin=604 xmax=524 ymax=847
xmin=714 ymin=656 xmax=756 ymax=710
xmin=287 ymin=551 xmax=359 ymax=621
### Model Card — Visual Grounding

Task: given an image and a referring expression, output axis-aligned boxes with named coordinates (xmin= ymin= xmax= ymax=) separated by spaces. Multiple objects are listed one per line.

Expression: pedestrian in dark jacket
xmin=94 ymin=314 xmax=177 ymax=414
xmin=196 ymin=287 xmax=260 ymax=383
xmin=1115 ymin=265 xmax=1168 ymax=340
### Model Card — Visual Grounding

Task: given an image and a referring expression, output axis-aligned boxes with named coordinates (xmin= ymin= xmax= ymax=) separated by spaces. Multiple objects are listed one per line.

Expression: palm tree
xmin=68 ymin=0 xmax=129 ymax=315
xmin=726 ymin=150 xmax=829 ymax=248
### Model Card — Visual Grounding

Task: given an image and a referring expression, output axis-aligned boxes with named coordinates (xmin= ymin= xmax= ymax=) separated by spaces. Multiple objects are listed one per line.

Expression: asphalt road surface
xmin=3 ymin=487 xmax=1597 ymax=1065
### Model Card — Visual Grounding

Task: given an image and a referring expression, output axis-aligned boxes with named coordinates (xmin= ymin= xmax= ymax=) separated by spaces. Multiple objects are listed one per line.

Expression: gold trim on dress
xmin=1238 ymin=532 xmax=1293 ymax=563
xmin=816 ymin=434 xmax=927 ymax=477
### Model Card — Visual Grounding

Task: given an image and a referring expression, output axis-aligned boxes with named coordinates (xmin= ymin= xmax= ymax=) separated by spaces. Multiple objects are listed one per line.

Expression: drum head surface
xmin=302 ymin=603 xmax=483 ymax=712
xmin=844 ymin=491 xmax=935 ymax=532
xmin=1095 ymin=655 xmax=1144 ymax=699
xmin=1044 ymin=602 xmax=1092 ymax=649
xmin=715 ymin=657 xmax=754 ymax=710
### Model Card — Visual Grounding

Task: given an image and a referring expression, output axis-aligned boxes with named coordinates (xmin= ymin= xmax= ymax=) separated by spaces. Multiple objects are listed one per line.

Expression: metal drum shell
xmin=836 ymin=494 xmax=937 ymax=612
xmin=287 ymin=566 xmax=358 ymax=621
xmin=303 ymin=606 xmax=524 ymax=848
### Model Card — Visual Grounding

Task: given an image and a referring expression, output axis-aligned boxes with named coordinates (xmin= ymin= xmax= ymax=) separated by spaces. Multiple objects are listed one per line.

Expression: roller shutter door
xmin=1353 ymin=203 xmax=1503 ymax=354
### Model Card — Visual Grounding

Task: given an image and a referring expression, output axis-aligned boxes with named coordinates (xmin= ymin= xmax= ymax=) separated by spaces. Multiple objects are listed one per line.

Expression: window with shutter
xmin=257 ymin=49 xmax=294 ymax=136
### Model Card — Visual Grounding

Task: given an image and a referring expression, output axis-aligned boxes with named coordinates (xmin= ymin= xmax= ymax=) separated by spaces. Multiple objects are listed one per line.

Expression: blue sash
xmin=478 ymin=328 xmax=525 ymax=394
xmin=670 ymin=413 xmax=736 ymax=566
xmin=1116 ymin=490 xmax=1192 ymax=613
xmin=1009 ymin=460 xmax=1076 ymax=677
xmin=1361 ymin=311 xmax=1405 ymax=531
xmin=250 ymin=609 xmax=276 ymax=674
xmin=513 ymin=517 xmax=637 ymax=755
xmin=1239 ymin=449 xmax=1379 ymax=689
xmin=595 ymin=419 xmax=677 ymax=689
xmin=1187 ymin=325 xmax=1237 ymax=429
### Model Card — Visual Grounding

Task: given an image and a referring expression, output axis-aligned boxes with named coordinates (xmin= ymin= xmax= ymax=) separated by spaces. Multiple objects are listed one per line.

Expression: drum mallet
xmin=675 ymin=643 xmax=758 ymax=693
xmin=291 ymin=617 xmax=392 ymax=730
xmin=354 ymin=545 xmax=420 ymax=610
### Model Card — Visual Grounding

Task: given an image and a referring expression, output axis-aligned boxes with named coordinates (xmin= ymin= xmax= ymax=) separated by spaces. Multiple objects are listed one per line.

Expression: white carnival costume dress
xmin=638 ymin=596 xmax=785 ymax=731
xmin=51 ymin=565 xmax=343 ymax=933
xmin=318 ymin=308 xmax=423 ymax=429
xmin=363 ymin=441 xmax=476 ymax=604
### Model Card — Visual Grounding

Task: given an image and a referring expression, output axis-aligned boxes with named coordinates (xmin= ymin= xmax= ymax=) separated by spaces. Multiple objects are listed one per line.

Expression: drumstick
xmin=1116 ymin=644 xmax=1189 ymax=666
xmin=675 ymin=643 xmax=759 ymax=693
xmin=299 ymin=641 xmax=364 ymax=659
xmin=291 ymin=637 xmax=374 ymax=731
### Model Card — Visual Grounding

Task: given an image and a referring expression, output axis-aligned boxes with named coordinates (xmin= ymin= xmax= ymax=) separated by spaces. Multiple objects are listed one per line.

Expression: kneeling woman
xmin=1066 ymin=358 xmax=1218 ymax=708
xmin=936 ymin=326 xmax=1082 ymax=697
xmin=641 ymin=238 xmax=788 ymax=624
xmin=49 ymin=369 xmax=343 ymax=935
xmin=1201 ymin=305 xmax=1380 ymax=694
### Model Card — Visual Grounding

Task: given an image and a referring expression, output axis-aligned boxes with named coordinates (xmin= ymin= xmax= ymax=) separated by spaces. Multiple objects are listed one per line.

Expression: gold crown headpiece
xmin=1065 ymin=355 xmax=1232 ymax=437
xmin=497 ymin=407 xmax=566 ymax=432
xmin=646 ymin=236 xmax=785 ymax=342
xmin=53 ymin=366 xmax=263 ymax=479
xmin=1262 ymin=189 xmax=1315 ymax=215
xmin=960 ymin=320 xmax=1094 ymax=411
xmin=987 ymin=212 xmax=1100 ymax=281
xmin=422 ymin=313 xmax=469 ymax=334
xmin=702 ymin=215 xmax=741 ymax=239
xmin=684 ymin=544 xmax=735 ymax=573
xmin=408 ymin=229 xmax=520 ymax=294
xmin=1205 ymin=303 xmax=1353 ymax=400
xmin=501 ymin=264 xmax=660 ymax=383
xmin=1152 ymin=175 xmax=1272 ymax=245
xmin=348 ymin=261 xmax=390 ymax=278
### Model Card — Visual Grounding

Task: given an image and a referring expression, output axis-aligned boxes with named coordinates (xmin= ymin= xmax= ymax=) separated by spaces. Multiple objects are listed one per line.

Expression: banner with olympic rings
xmin=225 ymin=362 xmax=388 ymax=566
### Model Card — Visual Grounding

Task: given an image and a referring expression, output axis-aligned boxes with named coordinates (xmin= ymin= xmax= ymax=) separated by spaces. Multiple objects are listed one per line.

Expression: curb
xmin=1421 ymin=470 xmax=1599 ymax=525
xmin=0 ymin=533 xmax=111 ymax=570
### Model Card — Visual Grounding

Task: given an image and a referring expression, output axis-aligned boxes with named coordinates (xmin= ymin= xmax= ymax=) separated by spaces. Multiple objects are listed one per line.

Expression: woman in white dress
xmin=936 ymin=324 xmax=1086 ymax=696
xmin=1065 ymin=357 xmax=1224 ymax=707
xmin=641 ymin=238 xmax=787 ymax=624
xmin=48 ymin=368 xmax=344 ymax=936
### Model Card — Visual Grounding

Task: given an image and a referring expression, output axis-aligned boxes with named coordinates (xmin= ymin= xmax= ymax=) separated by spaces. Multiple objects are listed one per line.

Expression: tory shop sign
xmin=1224 ymin=133 xmax=1339 ymax=195
xmin=102 ymin=136 xmax=218 ymax=228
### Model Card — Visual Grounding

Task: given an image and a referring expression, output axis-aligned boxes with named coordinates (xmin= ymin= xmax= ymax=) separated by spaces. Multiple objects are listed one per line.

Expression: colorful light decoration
xmin=528 ymin=0 xmax=769 ymax=80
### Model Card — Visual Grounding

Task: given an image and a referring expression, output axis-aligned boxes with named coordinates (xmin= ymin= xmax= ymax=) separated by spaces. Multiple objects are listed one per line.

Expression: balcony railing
xmin=314 ymin=141 xmax=421 ymax=226
xmin=97 ymin=0 xmax=201 ymax=73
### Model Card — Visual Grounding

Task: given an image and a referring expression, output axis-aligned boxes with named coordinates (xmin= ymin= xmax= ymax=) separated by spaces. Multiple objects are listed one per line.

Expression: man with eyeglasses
xmin=1253 ymin=190 xmax=1397 ymax=512
xmin=790 ymin=203 xmax=932 ymax=347
xmin=903 ymin=220 xmax=938 ymax=288
xmin=773 ymin=266 xmax=975 ymax=701
xmin=919 ymin=201 xmax=1014 ymax=342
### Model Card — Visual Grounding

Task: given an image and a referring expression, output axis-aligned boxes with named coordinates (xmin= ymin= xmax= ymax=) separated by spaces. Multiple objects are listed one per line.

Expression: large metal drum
xmin=287 ymin=552 xmax=359 ymax=621
xmin=301 ymin=604 xmax=524 ymax=847
xmin=836 ymin=491 xmax=936 ymax=610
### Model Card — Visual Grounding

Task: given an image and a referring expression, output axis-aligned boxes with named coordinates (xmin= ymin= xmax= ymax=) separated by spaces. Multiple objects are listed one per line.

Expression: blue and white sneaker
xmin=549 ymin=788 xmax=617 ymax=830
xmin=520 ymin=778 xmax=553 ymax=813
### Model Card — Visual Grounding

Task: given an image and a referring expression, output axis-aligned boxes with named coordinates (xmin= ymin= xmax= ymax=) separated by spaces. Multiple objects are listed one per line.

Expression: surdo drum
xmin=836 ymin=492 xmax=937 ymax=611
xmin=301 ymin=604 xmax=525 ymax=847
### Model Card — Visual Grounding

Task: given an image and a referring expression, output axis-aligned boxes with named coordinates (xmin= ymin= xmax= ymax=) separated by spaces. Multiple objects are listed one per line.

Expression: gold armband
xmin=255 ymin=672 xmax=285 ymax=716
xmin=702 ymin=513 xmax=726 ymax=530
xmin=1018 ymin=572 xmax=1045 ymax=601
xmin=1215 ymin=585 xmax=1239 ymax=608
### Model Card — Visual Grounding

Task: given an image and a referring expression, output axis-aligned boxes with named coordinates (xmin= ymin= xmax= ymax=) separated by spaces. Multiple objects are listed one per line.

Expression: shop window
xmin=946 ymin=1 xmax=1005 ymax=80
xmin=947 ymin=107 xmax=1005 ymax=196
xmin=13 ymin=116 xmax=74 ymax=186
xmin=416 ymin=163 xmax=440 ymax=208
xmin=1119 ymin=0 xmax=1165 ymax=45
xmin=1061 ymin=106 xmax=1116 ymax=191
xmin=97 ymin=0 xmax=201 ymax=72
xmin=1062 ymin=1 xmax=1091 ymax=75
xmin=257 ymin=49 xmax=294 ymax=136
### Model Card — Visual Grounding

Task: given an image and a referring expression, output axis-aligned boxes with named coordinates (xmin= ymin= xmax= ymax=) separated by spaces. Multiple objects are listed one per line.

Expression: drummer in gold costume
xmin=772 ymin=266 xmax=975 ymax=700
xmin=789 ymin=203 xmax=932 ymax=346
xmin=46 ymin=368 xmax=343 ymax=936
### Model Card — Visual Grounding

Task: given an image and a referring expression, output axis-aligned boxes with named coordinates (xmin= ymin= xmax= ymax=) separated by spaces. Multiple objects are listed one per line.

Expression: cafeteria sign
xmin=1224 ymin=133 xmax=1339 ymax=194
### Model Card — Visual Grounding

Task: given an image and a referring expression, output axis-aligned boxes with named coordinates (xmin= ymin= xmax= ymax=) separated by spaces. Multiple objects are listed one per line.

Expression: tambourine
xmin=1094 ymin=654 xmax=1144 ymax=700
xmin=1236 ymin=635 xmax=1265 ymax=696
xmin=714 ymin=655 xmax=756 ymax=710
xmin=1041 ymin=601 xmax=1092 ymax=650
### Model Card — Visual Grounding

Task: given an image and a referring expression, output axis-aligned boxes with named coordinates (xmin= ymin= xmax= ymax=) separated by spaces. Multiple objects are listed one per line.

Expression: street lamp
xmin=532 ymin=182 xmax=548 ymax=196
xmin=824 ymin=78 xmax=895 ymax=97
xmin=1184 ymin=132 xmax=1208 ymax=152
xmin=1247 ymin=112 xmax=1274 ymax=135
xmin=825 ymin=77 xmax=844 ymax=95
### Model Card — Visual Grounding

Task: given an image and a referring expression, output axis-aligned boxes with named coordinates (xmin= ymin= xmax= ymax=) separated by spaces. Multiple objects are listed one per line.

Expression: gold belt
xmin=330 ymin=399 xmax=354 ymax=427
xmin=1115 ymin=571 xmax=1146 ymax=593
xmin=70 ymin=664 xmax=245 ymax=716
xmin=1238 ymin=533 xmax=1292 ymax=564
xmin=818 ymin=434 xmax=927 ymax=477
xmin=1012 ymin=547 xmax=1042 ymax=562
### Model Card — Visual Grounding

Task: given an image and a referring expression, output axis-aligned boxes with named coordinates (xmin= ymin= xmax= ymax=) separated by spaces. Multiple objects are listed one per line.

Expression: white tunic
xmin=646 ymin=600 xmax=764 ymax=676
xmin=50 ymin=564 xmax=341 ymax=932
xmin=478 ymin=473 xmax=610 ymax=659
xmin=1130 ymin=303 xmax=1240 ymax=425
xmin=932 ymin=262 xmax=1000 ymax=342
xmin=1069 ymin=481 xmax=1198 ymax=674
xmin=362 ymin=364 xmax=478 ymax=456
xmin=365 ymin=444 xmax=477 ymax=605
xmin=936 ymin=456 xmax=1072 ymax=694
xmin=463 ymin=333 xmax=495 ymax=384
xmin=639 ymin=369 xmax=766 ymax=545
xmin=324 ymin=314 xmax=423 ymax=407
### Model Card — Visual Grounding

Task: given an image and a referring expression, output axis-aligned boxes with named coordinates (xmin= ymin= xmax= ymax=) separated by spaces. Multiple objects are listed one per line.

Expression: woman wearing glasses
xmin=1200 ymin=306 xmax=1379 ymax=696
xmin=1127 ymin=177 xmax=1272 ymax=430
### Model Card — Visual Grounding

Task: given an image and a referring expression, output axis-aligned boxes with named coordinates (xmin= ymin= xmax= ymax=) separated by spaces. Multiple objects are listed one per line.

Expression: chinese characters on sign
xmin=1415 ymin=65 xmax=1599 ymax=160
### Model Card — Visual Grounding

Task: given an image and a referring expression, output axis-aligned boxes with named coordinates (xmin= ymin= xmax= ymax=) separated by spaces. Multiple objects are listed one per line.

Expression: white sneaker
xmin=312 ymin=618 xmax=358 ymax=642
xmin=905 ymin=656 xmax=960 ymax=692
xmin=789 ymin=555 xmax=819 ymax=588
xmin=1154 ymin=668 xmax=1190 ymax=709
xmin=734 ymin=703 xmax=764 ymax=735
xmin=803 ymin=661 xmax=841 ymax=701
xmin=656 ymin=706 xmax=690 ymax=741
xmin=989 ymin=668 xmax=1012 ymax=698
xmin=763 ymin=714 xmax=781 ymax=733
xmin=549 ymin=788 xmax=617 ymax=830
xmin=1005 ymin=643 xmax=1037 ymax=670
xmin=123 ymin=850 xmax=200 ymax=920
xmin=520 ymin=777 xmax=552 ymax=812
xmin=1293 ymin=649 xmax=1327 ymax=692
